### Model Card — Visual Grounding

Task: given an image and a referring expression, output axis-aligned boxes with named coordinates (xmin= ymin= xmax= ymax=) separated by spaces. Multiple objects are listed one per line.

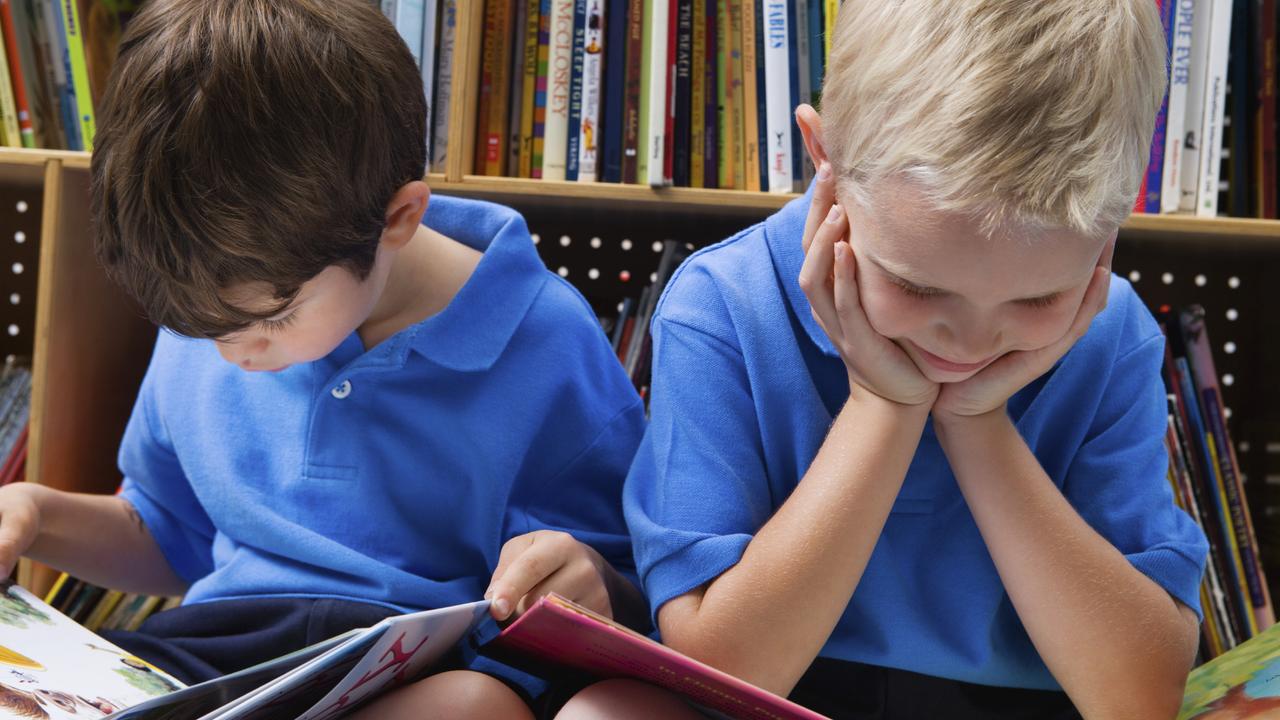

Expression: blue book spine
xmin=787 ymin=0 xmax=802 ymax=190
xmin=1142 ymin=0 xmax=1178 ymax=213
xmin=600 ymin=0 xmax=628 ymax=182
xmin=49 ymin=0 xmax=80 ymax=150
xmin=755 ymin=0 xmax=768 ymax=191
xmin=807 ymin=0 xmax=822 ymax=102
xmin=565 ymin=0 xmax=587 ymax=181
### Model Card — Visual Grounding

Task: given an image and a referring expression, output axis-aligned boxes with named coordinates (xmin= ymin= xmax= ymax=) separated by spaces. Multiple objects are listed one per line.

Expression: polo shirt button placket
xmin=331 ymin=380 xmax=352 ymax=400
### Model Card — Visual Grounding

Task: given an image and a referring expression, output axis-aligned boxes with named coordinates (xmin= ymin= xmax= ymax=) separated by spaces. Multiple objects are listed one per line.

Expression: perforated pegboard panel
xmin=0 ymin=190 xmax=42 ymax=364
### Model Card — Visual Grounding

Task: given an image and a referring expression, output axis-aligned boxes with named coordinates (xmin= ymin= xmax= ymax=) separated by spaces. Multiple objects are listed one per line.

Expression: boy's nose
xmin=216 ymin=336 xmax=269 ymax=367
xmin=935 ymin=319 xmax=1002 ymax=364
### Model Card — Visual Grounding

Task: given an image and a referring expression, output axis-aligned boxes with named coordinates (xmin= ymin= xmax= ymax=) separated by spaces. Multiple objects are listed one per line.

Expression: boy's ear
xmin=1098 ymin=232 xmax=1117 ymax=270
xmin=795 ymin=104 xmax=828 ymax=172
xmin=381 ymin=180 xmax=431 ymax=251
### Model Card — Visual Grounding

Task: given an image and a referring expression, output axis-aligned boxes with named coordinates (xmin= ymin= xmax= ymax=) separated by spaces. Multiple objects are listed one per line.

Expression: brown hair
xmin=91 ymin=0 xmax=427 ymax=338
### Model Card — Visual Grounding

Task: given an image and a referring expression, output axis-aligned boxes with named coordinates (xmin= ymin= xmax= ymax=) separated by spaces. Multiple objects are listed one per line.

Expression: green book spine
xmin=61 ymin=0 xmax=95 ymax=150
xmin=637 ymin=0 xmax=651 ymax=183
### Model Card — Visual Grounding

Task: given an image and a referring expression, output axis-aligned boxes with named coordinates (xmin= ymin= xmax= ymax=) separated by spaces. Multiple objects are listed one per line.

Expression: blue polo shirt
xmin=119 ymin=195 xmax=646 ymax=614
xmin=624 ymin=191 xmax=1209 ymax=690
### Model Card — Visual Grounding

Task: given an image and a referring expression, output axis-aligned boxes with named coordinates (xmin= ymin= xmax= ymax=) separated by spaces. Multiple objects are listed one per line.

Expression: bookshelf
xmin=3 ymin=4 xmax=1280 ymax=604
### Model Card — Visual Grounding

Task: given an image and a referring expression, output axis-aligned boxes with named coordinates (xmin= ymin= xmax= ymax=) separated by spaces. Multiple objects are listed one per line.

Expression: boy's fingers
xmin=488 ymin=539 xmax=567 ymax=620
xmin=0 ymin=518 xmax=29 ymax=577
xmin=801 ymin=162 xmax=836 ymax=254
xmin=487 ymin=533 xmax=536 ymax=601
xmin=799 ymin=205 xmax=845 ymax=341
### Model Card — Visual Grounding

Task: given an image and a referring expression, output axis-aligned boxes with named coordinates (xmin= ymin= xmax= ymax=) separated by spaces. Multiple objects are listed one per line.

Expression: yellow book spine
xmin=824 ymin=0 xmax=838 ymax=64
xmin=0 ymin=31 xmax=20 ymax=147
xmin=42 ymin=572 xmax=70 ymax=605
xmin=61 ymin=0 xmax=95 ymax=150
xmin=83 ymin=590 xmax=124 ymax=632
xmin=1207 ymin=431 xmax=1259 ymax=639
xmin=740 ymin=0 xmax=760 ymax=191
xmin=728 ymin=0 xmax=745 ymax=190
xmin=518 ymin=0 xmax=540 ymax=177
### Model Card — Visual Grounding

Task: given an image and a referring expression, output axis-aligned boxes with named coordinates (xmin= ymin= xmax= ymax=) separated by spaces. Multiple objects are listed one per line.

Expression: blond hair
xmin=820 ymin=0 xmax=1166 ymax=236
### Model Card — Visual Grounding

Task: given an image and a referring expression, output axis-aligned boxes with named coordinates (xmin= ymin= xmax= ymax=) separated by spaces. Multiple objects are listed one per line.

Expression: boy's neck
xmin=358 ymin=224 xmax=481 ymax=349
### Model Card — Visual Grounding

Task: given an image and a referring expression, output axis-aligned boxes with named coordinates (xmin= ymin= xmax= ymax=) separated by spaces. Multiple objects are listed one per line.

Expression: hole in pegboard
xmin=0 ymin=186 xmax=41 ymax=362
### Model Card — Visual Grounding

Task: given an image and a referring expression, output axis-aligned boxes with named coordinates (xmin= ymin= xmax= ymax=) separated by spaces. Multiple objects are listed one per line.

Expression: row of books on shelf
xmin=469 ymin=0 xmax=832 ymax=192
xmin=1135 ymin=0 xmax=1280 ymax=219
xmin=1161 ymin=305 xmax=1275 ymax=660
xmin=602 ymin=239 xmax=692 ymax=401
xmin=0 ymin=359 xmax=28 ymax=488
xmin=39 ymin=572 xmax=180 ymax=637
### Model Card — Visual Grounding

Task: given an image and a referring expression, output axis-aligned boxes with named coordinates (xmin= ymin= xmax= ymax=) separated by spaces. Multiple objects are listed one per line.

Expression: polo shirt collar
xmin=408 ymin=195 xmax=547 ymax=372
xmin=765 ymin=181 xmax=840 ymax=357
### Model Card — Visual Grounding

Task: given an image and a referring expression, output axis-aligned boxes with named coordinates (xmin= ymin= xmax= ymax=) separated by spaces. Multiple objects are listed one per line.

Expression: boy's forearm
xmin=935 ymin=412 xmax=1198 ymax=719
xmin=660 ymin=390 xmax=931 ymax=696
xmin=27 ymin=484 xmax=189 ymax=597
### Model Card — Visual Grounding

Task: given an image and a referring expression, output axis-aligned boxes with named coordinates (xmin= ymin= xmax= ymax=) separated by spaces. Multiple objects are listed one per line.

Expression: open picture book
xmin=1179 ymin=620 xmax=1280 ymax=719
xmin=0 ymin=580 xmax=826 ymax=720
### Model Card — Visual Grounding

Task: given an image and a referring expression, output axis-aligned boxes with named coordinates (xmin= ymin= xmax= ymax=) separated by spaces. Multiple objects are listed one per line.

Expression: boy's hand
xmin=933 ymin=266 xmax=1111 ymax=421
xmin=0 ymin=483 xmax=42 ymax=577
xmin=799 ymin=164 xmax=938 ymax=407
xmin=486 ymin=530 xmax=612 ymax=622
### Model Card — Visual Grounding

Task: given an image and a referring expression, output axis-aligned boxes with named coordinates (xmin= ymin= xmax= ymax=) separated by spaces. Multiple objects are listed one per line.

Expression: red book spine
xmin=620 ymin=0 xmax=644 ymax=182
xmin=0 ymin=0 xmax=34 ymax=147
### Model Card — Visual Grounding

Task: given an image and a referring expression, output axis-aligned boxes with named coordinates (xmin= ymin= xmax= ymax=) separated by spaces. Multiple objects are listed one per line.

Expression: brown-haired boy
xmin=0 ymin=1 xmax=647 ymax=717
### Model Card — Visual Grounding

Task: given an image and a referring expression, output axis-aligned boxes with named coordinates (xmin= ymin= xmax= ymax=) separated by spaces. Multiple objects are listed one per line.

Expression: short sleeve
xmin=117 ymin=362 xmax=216 ymax=585
xmin=623 ymin=316 xmax=774 ymax=620
xmin=1064 ymin=333 xmax=1209 ymax=618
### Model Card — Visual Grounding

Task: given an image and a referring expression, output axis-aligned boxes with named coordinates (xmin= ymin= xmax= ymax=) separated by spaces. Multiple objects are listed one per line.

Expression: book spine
xmin=395 ymin=0 xmax=426 ymax=67
xmin=621 ymin=0 xmax=644 ymax=183
xmin=1258 ymin=0 xmax=1277 ymax=218
xmin=690 ymin=0 xmax=706 ymax=187
xmin=703 ymin=0 xmax=718 ymax=187
xmin=644 ymin=0 xmax=670 ymax=186
xmin=794 ymin=0 xmax=811 ymax=107
xmin=47 ymin=0 xmax=77 ymax=149
xmin=807 ymin=0 xmax=822 ymax=103
xmin=431 ymin=0 xmax=457 ymax=172
xmin=508 ymin=0 xmax=529 ymax=177
xmin=518 ymin=0 xmax=541 ymax=177
xmin=577 ymin=0 xmax=604 ymax=181
xmin=1163 ymin=0 xmax=1195 ymax=213
xmin=1195 ymin=0 xmax=1234 ymax=216
xmin=638 ymin=0 xmax=652 ymax=183
xmin=566 ymin=0 xmax=587 ymax=181
xmin=755 ymin=0 xmax=768 ymax=190
xmin=1179 ymin=0 xmax=1214 ymax=211
xmin=673 ymin=0 xmax=693 ymax=186
xmin=787 ymin=0 xmax=803 ymax=188
xmin=543 ymin=0 xmax=576 ymax=180
xmin=0 ymin=12 xmax=19 ymax=147
xmin=533 ymin=0 xmax=552 ymax=178
xmin=663 ymin=0 xmax=677 ymax=185
xmin=600 ymin=0 xmax=628 ymax=182
xmin=382 ymin=0 xmax=398 ymax=19
xmin=1226 ymin=0 xmax=1254 ymax=218
xmin=475 ymin=0 xmax=497 ymax=173
xmin=715 ymin=0 xmax=730 ymax=188
xmin=728 ymin=0 xmax=745 ymax=189
xmin=741 ymin=0 xmax=761 ymax=191
xmin=422 ymin=0 xmax=439 ymax=167
xmin=488 ymin=2 xmax=516 ymax=176
xmin=0 ymin=2 xmax=34 ymax=147
xmin=763 ymin=0 xmax=793 ymax=192
xmin=824 ymin=0 xmax=837 ymax=65
xmin=1141 ymin=0 xmax=1176 ymax=213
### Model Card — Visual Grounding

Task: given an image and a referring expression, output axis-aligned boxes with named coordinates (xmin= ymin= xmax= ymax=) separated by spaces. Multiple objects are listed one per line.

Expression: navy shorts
xmin=788 ymin=657 xmax=1082 ymax=720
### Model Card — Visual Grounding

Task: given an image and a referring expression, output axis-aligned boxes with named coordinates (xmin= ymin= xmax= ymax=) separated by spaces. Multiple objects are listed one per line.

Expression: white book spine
xmin=1178 ymin=0 xmax=1213 ymax=212
xmin=431 ymin=0 xmax=456 ymax=172
xmin=381 ymin=0 xmax=397 ymax=21
xmin=644 ymin=0 xmax=669 ymax=187
xmin=396 ymin=0 xmax=426 ymax=67
xmin=421 ymin=0 xmax=439 ymax=162
xmin=543 ymin=0 xmax=577 ymax=181
xmin=1161 ymin=0 xmax=1195 ymax=214
xmin=578 ymin=0 xmax=605 ymax=181
xmin=763 ymin=0 xmax=793 ymax=193
xmin=1194 ymin=0 xmax=1233 ymax=217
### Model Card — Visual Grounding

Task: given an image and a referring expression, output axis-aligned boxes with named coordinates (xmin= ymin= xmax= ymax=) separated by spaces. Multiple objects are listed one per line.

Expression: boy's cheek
xmin=859 ymin=286 xmax=919 ymax=340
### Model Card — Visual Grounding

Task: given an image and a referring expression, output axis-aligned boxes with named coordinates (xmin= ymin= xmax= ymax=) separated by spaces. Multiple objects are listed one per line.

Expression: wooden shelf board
xmin=0 ymin=148 xmax=90 ymax=170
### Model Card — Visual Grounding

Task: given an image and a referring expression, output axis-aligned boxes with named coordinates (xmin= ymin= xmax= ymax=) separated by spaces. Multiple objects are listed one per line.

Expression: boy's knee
xmin=352 ymin=670 xmax=533 ymax=720
xmin=555 ymin=679 xmax=704 ymax=720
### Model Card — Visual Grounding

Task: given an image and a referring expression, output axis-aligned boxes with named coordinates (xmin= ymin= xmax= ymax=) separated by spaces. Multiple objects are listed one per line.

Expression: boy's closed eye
xmin=877 ymin=265 xmax=1066 ymax=310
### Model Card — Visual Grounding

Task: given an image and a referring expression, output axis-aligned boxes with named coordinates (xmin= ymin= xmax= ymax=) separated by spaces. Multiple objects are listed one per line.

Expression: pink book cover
xmin=490 ymin=594 xmax=830 ymax=720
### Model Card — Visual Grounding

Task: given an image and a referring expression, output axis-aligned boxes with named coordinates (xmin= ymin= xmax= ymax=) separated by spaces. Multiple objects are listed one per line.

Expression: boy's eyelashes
xmin=259 ymin=312 xmax=299 ymax=333
xmin=884 ymin=273 xmax=1064 ymax=309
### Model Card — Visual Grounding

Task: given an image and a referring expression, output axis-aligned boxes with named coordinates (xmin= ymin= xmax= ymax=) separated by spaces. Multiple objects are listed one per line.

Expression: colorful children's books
xmin=1180 ymin=620 xmax=1280 ymax=718
xmin=0 ymin=580 xmax=489 ymax=720
xmin=484 ymin=593 xmax=828 ymax=720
